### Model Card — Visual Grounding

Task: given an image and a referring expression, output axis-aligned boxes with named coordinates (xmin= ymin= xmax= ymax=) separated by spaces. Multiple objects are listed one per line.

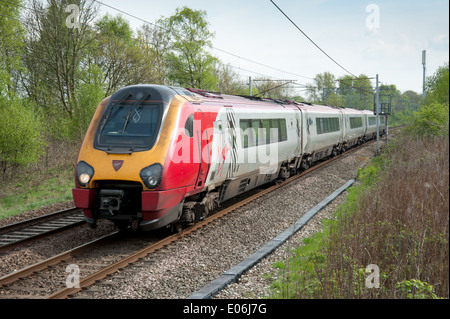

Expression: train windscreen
xmin=94 ymin=94 xmax=163 ymax=153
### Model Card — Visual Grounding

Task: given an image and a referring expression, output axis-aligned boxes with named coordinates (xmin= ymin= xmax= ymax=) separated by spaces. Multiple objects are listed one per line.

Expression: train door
xmin=212 ymin=118 xmax=228 ymax=180
xmin=293 ymin=107 xmax=303 ymax=156
xmin=194 ymin=109 xmax=210 ymax=189
xmin=338 ymin=109 xmax=345 ymax=144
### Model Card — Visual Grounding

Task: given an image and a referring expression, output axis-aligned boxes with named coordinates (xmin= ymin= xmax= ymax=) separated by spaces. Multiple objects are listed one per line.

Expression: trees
xmin=214 ymin=63 xmax=246 ymax=95
xmin=425 ymin=63 xmax=449 ymax=106
xmin=161 ymin=7 xmax=219 ymax=90
xmin=407 ymin=63 xmax=449 ymax=137
xmin=0 ymin=0 xmax=26 ymax=94
xmin=136 ymin=23 xmax=171 ymax=85
xmin=93 ymin=14 xmax=158 ymax=96
xmin=251 ymin=78 xmax=297 ymax=100
xmin=0 ymin=0 xmax=45 ymax=175
xmin=94 ymin=14 xmax=136 ymax=96
xmin=306 ymin=71 xmax=335 ymax=103
xmin=23 ymin=0 xmax=98 ymax=119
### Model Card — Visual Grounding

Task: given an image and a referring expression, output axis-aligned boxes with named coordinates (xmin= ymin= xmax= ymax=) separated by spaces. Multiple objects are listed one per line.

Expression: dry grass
xmin=272 ymin=134 xmax=449 ymax=299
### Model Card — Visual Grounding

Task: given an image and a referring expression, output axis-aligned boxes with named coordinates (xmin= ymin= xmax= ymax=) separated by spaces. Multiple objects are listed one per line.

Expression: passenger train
xmin=72 ymin=84 xmax=385 ymax=231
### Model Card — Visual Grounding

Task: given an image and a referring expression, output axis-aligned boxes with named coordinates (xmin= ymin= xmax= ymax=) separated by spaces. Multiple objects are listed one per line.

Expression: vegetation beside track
xmin=268 ymin=65 xmax=449 ymax=299
xmin=268 ymin=132 xmax=448 ymax=299
xmin=0 ymin=140 xmax=76 ymax=220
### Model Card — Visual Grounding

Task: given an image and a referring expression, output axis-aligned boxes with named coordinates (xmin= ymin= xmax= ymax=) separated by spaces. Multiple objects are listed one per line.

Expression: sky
xmin=96 ymin=0 xmax=449 ymax=95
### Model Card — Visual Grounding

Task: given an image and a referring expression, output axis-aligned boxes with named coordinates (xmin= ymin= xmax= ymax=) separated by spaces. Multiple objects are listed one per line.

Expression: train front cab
xmin=72 ymin=85 xmax=203 ymax=231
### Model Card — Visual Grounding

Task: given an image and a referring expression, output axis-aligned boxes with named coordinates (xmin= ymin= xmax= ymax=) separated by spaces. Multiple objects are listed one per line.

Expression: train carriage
xmin=363 ymin=110 xmax=385 ymax=141
xmin=72 ymin=84 xmax=381 ymax=232
xmin=341 ymin=108 xmax=366 ymax=149
xmin=298 ymin=104 xmax=344 ymax=166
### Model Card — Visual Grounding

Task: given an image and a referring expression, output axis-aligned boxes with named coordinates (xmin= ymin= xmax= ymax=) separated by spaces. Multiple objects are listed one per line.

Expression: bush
xmin=406 ymin=103 xmax=449 ymax=137
xmin=396 ymin=279 xmax=441 ymax=299
xmin=0 ymin=95 xmax=46 ymax=175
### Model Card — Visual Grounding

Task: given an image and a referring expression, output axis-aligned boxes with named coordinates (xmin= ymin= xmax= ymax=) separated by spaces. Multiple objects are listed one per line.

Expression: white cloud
xmin=432 ymin=34 xmax=449 ymax=45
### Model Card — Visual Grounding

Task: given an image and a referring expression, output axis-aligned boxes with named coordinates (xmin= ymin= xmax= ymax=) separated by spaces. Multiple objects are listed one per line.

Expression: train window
xmin=317 ymin=117 xmax=340 ymax=134
xmin=270 ymin=119 xmax=279 ymax=143
xmin=95 ymin=101 xmax=163 ymax=153
xmin=318 ymin=118 xmax=324 ymax=134
xmin=323 ymin=118 xmax=329 ymax=133
xmin=239 ymin=118 xmax=287 ymax=148
xmin=262 ymin=119 xmax=271 ymax=144
xmin=280 ymin=119 xmax=287 ymax=141
xmin=350 ymin=117 xmax=363 ymax=129
xmin=100 ymin=103 xmax=160 ymax=137
xmin=185 ymin=114 xmax=194 ymax=137
xmin=368 ymin=117 xmax=376 ymax=126
xmin=240 ymin=119 xmax=250 ymax=148
xmin=251 ymin=119 xmax=262 ymax=146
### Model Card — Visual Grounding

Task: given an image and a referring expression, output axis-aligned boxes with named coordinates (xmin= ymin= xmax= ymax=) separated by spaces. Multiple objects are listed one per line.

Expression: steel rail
xmin=48 ymin=137 xmax=379 ymax=299
xmin=0 ymin=207 xmax=80 ymax=235
xmin=0 ymin=232 xmax=119 ymax=287
xmin=0 ymin=208 xmax=85 ymax=253
xmin=3 ymin=129 xmax=399 ymax=298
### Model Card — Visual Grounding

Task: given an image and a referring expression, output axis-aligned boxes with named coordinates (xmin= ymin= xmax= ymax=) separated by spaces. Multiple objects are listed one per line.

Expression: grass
xmin=0 ymin=140 xmax=78 ymax=220
xmin=0 ymin=168 xmax=74 ymax=220
xmin=267 ymin=132 xmax=449 ymax=299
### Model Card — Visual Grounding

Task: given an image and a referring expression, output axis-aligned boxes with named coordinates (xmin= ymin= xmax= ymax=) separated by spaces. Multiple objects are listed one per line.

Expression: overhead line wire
xmin=7 ymin=0 xmax=313 ymax=94
xmin=93 ymin=0 xmax=314 ymax=83
xmin=269 ymin=0 xmax=357 ymax=78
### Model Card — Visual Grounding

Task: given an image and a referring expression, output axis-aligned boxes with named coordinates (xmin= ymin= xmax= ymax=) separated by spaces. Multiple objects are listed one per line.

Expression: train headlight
xmin=76 ymin=161 xmax=94 ymax=187
xmin=140 ymin=163 xmax=163 ymax=189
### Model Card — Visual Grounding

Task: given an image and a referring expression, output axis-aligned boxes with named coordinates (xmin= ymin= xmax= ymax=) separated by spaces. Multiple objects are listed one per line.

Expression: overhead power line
xmin=213 ymin=47 xmax=314 ymax=80
xmin=93 ymin=0 xmax=313 ymax=83
xmin=269 ymin=0 xmax=357 ymax=78
xmin=7 ymin=0 xmax=313 ymax=91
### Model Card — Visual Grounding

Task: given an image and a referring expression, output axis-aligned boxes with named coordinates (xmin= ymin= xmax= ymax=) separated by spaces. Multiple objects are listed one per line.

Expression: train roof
xmin=184 ymin=87 xmax=375 ymax=114
xmin=119 ymin=84 xmax=374 ymax=114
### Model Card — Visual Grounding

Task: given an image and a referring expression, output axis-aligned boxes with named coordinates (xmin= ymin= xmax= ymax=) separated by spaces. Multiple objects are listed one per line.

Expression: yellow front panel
xmin=77 ymin=95 xmax=186 ymax=189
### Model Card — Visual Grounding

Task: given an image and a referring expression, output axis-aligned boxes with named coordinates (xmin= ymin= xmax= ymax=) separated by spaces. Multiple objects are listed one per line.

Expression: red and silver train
xmin=72 ymin=84 xmax=385 ymax=231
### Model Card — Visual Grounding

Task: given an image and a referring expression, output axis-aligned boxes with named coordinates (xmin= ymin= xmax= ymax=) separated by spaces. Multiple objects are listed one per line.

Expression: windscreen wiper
xmin=100 ymin=92 xmax=131 ymax=135
xmin=121 ymin=90 xmax=152 ymax=134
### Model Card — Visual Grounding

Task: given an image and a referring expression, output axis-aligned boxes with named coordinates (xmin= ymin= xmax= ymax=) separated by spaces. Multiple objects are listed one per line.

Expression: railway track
xmin=0 ymin=208 xmax=85 ymax=253
xmin=0 ymin=135 xmax=384 ymax=299
xmin=0 ymin=126 xmax=404 ymax=299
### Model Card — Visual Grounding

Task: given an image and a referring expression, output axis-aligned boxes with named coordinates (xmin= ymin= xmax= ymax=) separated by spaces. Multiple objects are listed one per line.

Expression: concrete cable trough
xmin=187 ymin=179 xmax=355 ymax=299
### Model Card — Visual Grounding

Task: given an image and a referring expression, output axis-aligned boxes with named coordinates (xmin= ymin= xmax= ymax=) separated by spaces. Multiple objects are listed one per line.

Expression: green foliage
xmin=95 ymin=14 xmax=134 ymax=42
xmin=396 ymin=279 xmax=441 ymax=299
xmin=306 ymin=71 xmax=336 ymax=103
xmin=425 ymin=63 xmax=449 ymax=105
xmin=407 ymin=103 xmax=449 ymax=137
xmin=267 ymin=134 xmax=449 ymax=299
xmin=94 ymin=14 xmax=161 ymax=96
xmin=162 ymin=7 xmax=219 ymax=90
xmin=0 ymin=95 xmax=46 ymax=173
xmin=403 ymin=63 xmax=449 ymax=137
xmin=73 ymin=64 xmax=105 ymax=139
xmin=0 ymin=0 xmax=26 ymax=93
xmin=0 ymin=0 xmax=46 ymax=174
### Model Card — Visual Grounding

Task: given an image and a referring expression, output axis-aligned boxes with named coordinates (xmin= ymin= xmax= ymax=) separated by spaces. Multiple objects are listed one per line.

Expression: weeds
xmin=0 ymin=139 xmax=78 ymax=219
xmin=269 ymin=133 xmax=449 ymax=299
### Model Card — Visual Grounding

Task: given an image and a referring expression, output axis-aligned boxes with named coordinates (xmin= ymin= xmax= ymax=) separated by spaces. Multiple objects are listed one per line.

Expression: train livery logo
xmin=112 ymin=160 xmax=124 ymax=171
